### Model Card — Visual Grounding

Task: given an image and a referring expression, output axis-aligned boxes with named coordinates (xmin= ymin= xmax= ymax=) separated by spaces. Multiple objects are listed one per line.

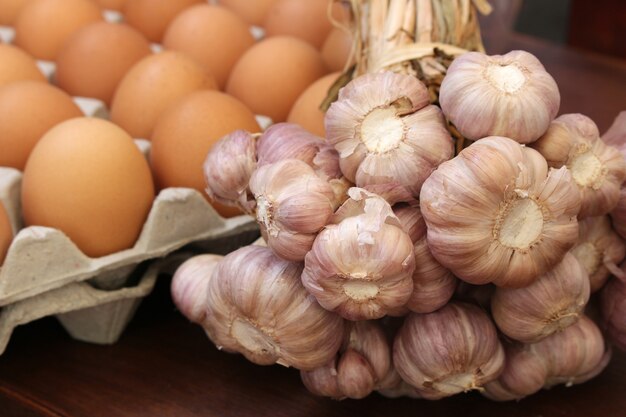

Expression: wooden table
xmin=1 ymin=24 xmax=626 ymax=417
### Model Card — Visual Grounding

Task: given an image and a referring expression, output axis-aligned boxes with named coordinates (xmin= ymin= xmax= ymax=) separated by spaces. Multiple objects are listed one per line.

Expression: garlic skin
xmin=203 ymin=245 xmax=344 ymax=370
xmin=571 ymin=215 xmax=626 ymax=292
xmin=440 ymin=50 xmax=560 ymax=144
xmin=249 ymin=159 xmax=335 ymax=261
xmin=394 ymin=205 xmax=458 ymax=313
xmin=325 ymin=71 xmax=454 ymax=198
xmin=610 ymin=188 xmax=626 ymax=240
xmin=393 ymin=302 xmax=505 ymax=399
xmin=420 ymin=136 xmax=581 ymax=287
xmin=203 ymin=130 xmax=257 ymax=214
xmin=484 ymin=316 xmax=609 ymax=401
xmin=302 ymin=188 xmax=415 ymax=321
xmin=601 ymin=275 xmax=626 ymax=351
xmin=492 ymin=252 xmax=590 ymax=343
xmin=532 ymin=114 xmax=626 ymax=218
xmin=171 ymin=254 xmax=223 ymax=323
xmin=603 ymin=112 xmax=626 ymax=239
xmin=301 ymin=321 xmax=391 ymax=400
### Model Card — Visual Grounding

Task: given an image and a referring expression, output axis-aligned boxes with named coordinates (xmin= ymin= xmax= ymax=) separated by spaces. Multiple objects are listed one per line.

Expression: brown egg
xmin=226 ymin=36 xmax=327 ymax=123
xmin=0 ymin=0 xmax=29 ymax=25
xmin=13 ymin=0 xmax=103 ymax=61
xmin=0 ymin=44 xmax=46 ymax=88
xmin=321 ymin=27 xmax=354 ymax=72
xmin=0 ymin=203 xmax=12 ymax=266
xmin=264 ymin=0 xmax=346 ymax=48
xmin=21 ymin=118 xmax=155 ymax=258
xmin=91 ymin=0 xmax=126 ymax=10
xmin=55 ymin=22 xmax=152 ymax=105
xmin=0 ymin=81 xmax=83 ymax=170
xmin=150 ymin=90 xmax=259 ymax=217
xmin=163 ymin=4 xmax=254 ymax=89
xmin=110 ymin=51 xmax=217 ymax=139
xmin=218 ymin=0 xmax=278 ymax=26
xmin=287 ymin=72 xmax=339 ymax=137
xmin=122 ymin=0 xmax=203 ymax=43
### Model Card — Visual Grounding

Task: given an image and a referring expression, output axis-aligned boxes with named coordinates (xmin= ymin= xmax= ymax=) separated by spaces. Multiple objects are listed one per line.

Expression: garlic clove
xmin=203 ymin=130 xmax=257 ymax=214
xmin=171 ymin=254 xmax=223 ymax=324
xmin=420 ymin=136 xmax=580 ymax=287
xmin=393 ymin=302 xmax=505 ymax=399
xmin=326 ymin=71 xmax=453 ymax=198
xmin=203 ymin=245 xmax=344 ymax=370
xmin=440 ymin=50 xmax=560 ymax=144
xmin=336 ymin=349 xmax=377 ymax=399
xmin=300 ymin=360 xmax=344 ymax=399
xmin=492 ymin=252 xmax=590 ymax=343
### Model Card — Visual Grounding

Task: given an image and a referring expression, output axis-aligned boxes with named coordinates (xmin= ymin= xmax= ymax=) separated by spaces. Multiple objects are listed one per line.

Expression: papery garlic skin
xmin=611 ymin=188 xmax=626 ymax=239
xmin=601 ymin=275 xmax=626 ymax=351
xmin=301 ymin=321 xmax=391 ymax=400
xmin=420 ymin=136 xmax=581 ymax=287
xmin=532 ymin=114 xmax=626 ymax=218
xmin=492 ymin=252 xmax=590 ymax=343
xmin=484 ymin=316 xmax=608 ymax=401
xmin=603 ymin=112 xmax=626 ymax=239
xmin=203 ymin=130 xmax=257 ymax=214
xmin=440 ymin=50 xmax=560 ymax=144
xmin=204 ymin=245 xmax=344 ymax=370
xmin=325 ymin=71 xmax=454 ymax=198
xmin=249 ymin=159 xmax=335 ymax=261
xmin=393 ymin=302 xmax=505 ymax=399
xmin=171 ymin=254 xmax=223 ymax=324
xmin=302 ymin=188 xmax=415 ymax=320
xmin=571 ymin=216 xmax=626 ymax=292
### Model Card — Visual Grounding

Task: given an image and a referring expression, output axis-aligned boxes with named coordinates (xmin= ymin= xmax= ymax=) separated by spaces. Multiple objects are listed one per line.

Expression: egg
xmin=0 ymin=203 xmax=12 ymax=266
xmin=91 ymin=0 xmax=126 ymax=10
xmin=122 ymin=0 xmax=203 ymax=43
xmin=0 ymin=0 xmax=29 ymax=25
xmin=110 ymin=51 xmax=217 ymax=139
xmin=218 ymin=0 xmax=278 ymax=26
xmin=163 ymin=5 xmax=254 ymax=89
xmin=21 ymin=118 xmax=155 ymax=258
xmin=150 ymin=90 xmax=259 ymax=217
xmin=55 ymin=22 xmax=152 ymax=105
xmin=0 ymin=81 xmax=83 ymax=170
xmin=226 ymin=36 xmax=328 ymax=122
xmin=287 ymin=72 xmax=339 ymax=137
xmin=321 ymin=27 xmax=354 ymax=72
xmin=264 ymin=0 xmax=346 ymax=48
xmin=0 ymin=44 xmax=46 ymax=88
xmin=13 ymin=0 xmax=103 ymax=61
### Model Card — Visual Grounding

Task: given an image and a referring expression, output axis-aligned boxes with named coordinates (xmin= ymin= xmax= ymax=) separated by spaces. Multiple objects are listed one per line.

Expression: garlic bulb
xmin=603 ymin=112 xmax=626 ymax=238
xmin=420 ymin=136 xmax=581 ymax=287
xmin=301 ymin=321 xmax=391 ymax=400
xmin=204 ymin=245 xmax=344 ymax=370
xmin=440 ymin=50 xmax=560 ymax=144
xmin=531 ymin=114 xmax=626 ymax=218
xmin=601 ymin=275 xmax=626 ymax=351
xmin=393 ymin=302 xmax=505 ymax=399
xmin=325 ymin=71 xmax=454 ymax=198
xmin=302 ymin=188 xmax=415 ymax=320
xmin=491 ymin=252 xmax=590 ymax=343
xmin=171 ymin=254 xmax=223 ymax=323
xmin=394 ymin=205 xmax=457 ymax=313
xmin=484 ymin=316 xmax=609 ymax=401
xmin=203 ymin=130 xmax=257 ymax=214
xmin=611 ymin=189 xmax=626 ymax=240
xmin=571 ymin=215 xmax=626 ymax=292
xmin=249 ymin=159 xmax=335 ymax=261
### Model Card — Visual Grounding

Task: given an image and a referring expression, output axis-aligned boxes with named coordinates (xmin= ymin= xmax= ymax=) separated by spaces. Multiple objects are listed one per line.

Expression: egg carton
xmin=0 ymin=256 xmax=159 ymax=355
xmin=0 ymin=165 xmax=259 ymax=307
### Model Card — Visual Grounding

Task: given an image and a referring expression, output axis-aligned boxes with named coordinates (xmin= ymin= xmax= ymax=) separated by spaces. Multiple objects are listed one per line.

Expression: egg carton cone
xmin=0 ymin=261 xmax=157 ymax=355
xmin=0 ymin=166 xmax=259 ymax=306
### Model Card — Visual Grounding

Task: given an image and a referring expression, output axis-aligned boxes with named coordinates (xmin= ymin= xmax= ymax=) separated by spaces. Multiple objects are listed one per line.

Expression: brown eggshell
xmin=91 ymin=0 xmax=126 ymax=10
xmin=163 ymin=4 xmax=254 ymax=89
xmin=110 ymin=51 xmax=217 ymax=139
xmin=150 ymin=90 xmax=260 ymax=217
xmin=55 ymin=22 xmax=152 ymax=105
xmin=122 ymin=0 xmax=203 ymax=43
xmin=21 ymin=117 xmax=155 ymax=258
xmin=0 ymin=44 xmax=46 ymax=88
xmin=0 ymin=0 xmax=30 ymax=25
xmin=218 ymin=0 xmax=278 ymax=26
xmin=13 ymin=0 xmax=103 ymax=60
xmin=226 ymin=36 xmax=328 ymax=123
xmin=287 ymin=71 xmax=339 ymax=137
xmin=0 ymin=203 xmax=12 ymax=266
xmin=0 ymin=81 xmax=84 ymax=170
xmin=322 ymin=27 xmax=354 ymax=72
